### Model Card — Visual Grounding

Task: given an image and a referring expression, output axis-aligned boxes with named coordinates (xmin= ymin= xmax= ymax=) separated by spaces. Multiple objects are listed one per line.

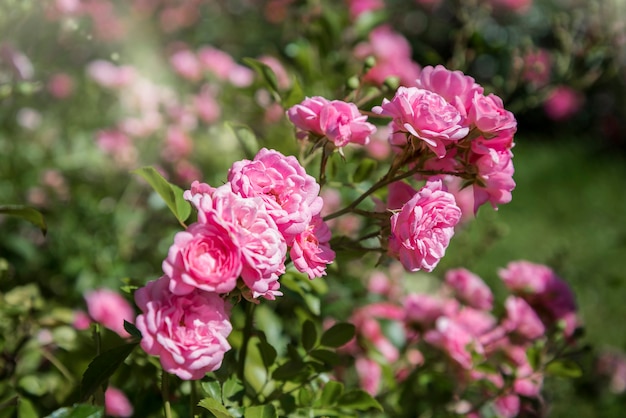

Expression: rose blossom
xmin=471 ymin=149 xmax=515 ymax=211
xmin=287 ymin=96 xmax=375 ymax=148
xmin=424 ymin=316 xmax=481 ymax=369
xmin=503 ymin=296 xmax=545 ymax=340
xmin=104 ymin=386 xmax=134 ymax=417
xmin=415 ymin=65 xmax=484 ymax=118
xmin=170 ymin=49 xmax=202 ymax=81
xmin=162 ymin=221 xmax=242 ymax=295
xmin=388 ymin=180 xmax=461 ymax=272
xmin=543 ymin=85 xmax=584 ymax=121
xmin=445 ymin=268 xmax=494 ymax=310
xmin=468 ymin=92 xmax=517 ymax=140
xmin=290 ymin=215 xmax=335 ymax=279
xmin=191 ymin=184 xmax=287 ymax=300
xmin=134 ymin=275 xmax=232 ymax=380
xmin=84 ymin=289 xmax=135 ymax=338
xmin=228 ymin=148 xmax=323 ymax=243
xmin=373 ymin=87 xmax=469 ymax=158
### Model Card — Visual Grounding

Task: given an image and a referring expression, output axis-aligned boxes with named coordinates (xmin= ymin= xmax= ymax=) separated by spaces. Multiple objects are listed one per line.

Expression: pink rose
xmin=522 ymin=49 xmax=552 ymax=88
xmin=84 ymin=289 xmax=135 ymax=338
xmin=104 ymin=387 xmax=134 ymax=417
xmin=347 ymin=0 xmax=384 ymax=20
xmin=355 ymin=357 xmax=382 ymax=395
xmin=503 ymin=296 xmax=546 ymax=340
xmin=354 ymin=26 xmax=421 ymax=87
xmin=170 ymin=49 xmax=202 ymax=81
xmin=287 ymin=97 xmax=375 ymax=148
xmin=468 ymin=92 xmax=517 ymax=139
xmin=498 ymin=260 xmax=553 ymax=294
xmin=453 ymin=307 xmax=497 ymax=337
xmin=199 ymin=185 xmax=287 ymax=300
xmin=424 ymin=316 xmax=481 ymax=369
xmin=47 ymin=73 xmax=74 ymax=99
xmin=388 ymin=180 xmax=462 ymax=272
xmin=134 ymin=275 xmax=232 ymax=380
xmin=489 ymin=0 xmax=532 ymax=14
xmin=415 ymin=65 xmax=484 ymax=118
xmin=290 ymin=215 xmax=335 ymax=279
xmin=373 ymin=87 xmax=469 ymax=158
xmin=86 ymin=60 xmax=136 ymax=89
xmin=493 ymin=394 xmax=520 ymax=418
xmin=404 ymin=293 xmax=459 ymax=327
xmin=72 ymin=310 xmax=92 ymax=330
xmin=228 ymin=148 xmax=323 ymax=243
xmin=445 ymin=268 xmax=493 ymax=310
xmin=471 ymin=149 xmax=515 ymax=211
xmin=162 ymin=221 xmax=242 ymax=295
xmin=543 ymin=85 xmax=584 ymax=121
xmin=194 ymin=85 xmax=221 ymax=124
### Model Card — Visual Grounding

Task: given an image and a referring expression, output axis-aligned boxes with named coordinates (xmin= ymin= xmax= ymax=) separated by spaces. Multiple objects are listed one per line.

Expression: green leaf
xmin=198 ymin=398 xmax=234 ymax=418
xmin=320 ymin=323 xmax=355 ymax=348
xmin=309 ymin=349 xmax=340 ymax=366
xmin=17 ymin=397 xmax=38 ymax=418
xmin=545 ymin=359 xmax=583 ymax=378
xmin=123 ymin=320 xmax=142 ymax=339
xmin=201 ymin=380 xmax=222 ymax=401
xmin=132 ymin=167 xmax=191 ymax=224
xmin=46 ymin=404 xmax=104 ymax=418
xmin=244 ymin=404 xmax=277 ymax=418
xmin=0 ymin=205 xmax=47 ymax=235
xmin=222 ymin=376 xmax=245 ymax=405
xmin=226 ymin=122 xmax=260 ymax=160
xmin=297 ymin=387 xmax=313 ymax=407
xmin=320 ymin=380 xmax=344 ymax=407
xmin=80 ymin=343 xmax=138 ymax=401
xmin=243 ymin=58 xmax=280 ymax=100
xmin=283 ymin=77 xmax=305 ymax=108
xmin=256 ymin=332 xmax=277 ymax=369
xmin=272 ymin=360 xmax=305 ymax=381
xmin=352 ymin=159 xmax=378 ymax=183
xmin=337 ymin=389 xmax=383 ymax=412
xmin=301 ymin=320 xmax=317 ymax=352
xmin=18 ymin=375 xmax=47 ymax=396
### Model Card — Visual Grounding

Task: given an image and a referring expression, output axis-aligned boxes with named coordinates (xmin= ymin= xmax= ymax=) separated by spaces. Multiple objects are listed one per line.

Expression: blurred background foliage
xmin=0 ymin=0 xmax=625 ymax=416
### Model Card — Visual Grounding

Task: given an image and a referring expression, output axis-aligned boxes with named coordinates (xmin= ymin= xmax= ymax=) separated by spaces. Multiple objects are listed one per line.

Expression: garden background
xmin=1 ymin=0 xmax=626 ymax=417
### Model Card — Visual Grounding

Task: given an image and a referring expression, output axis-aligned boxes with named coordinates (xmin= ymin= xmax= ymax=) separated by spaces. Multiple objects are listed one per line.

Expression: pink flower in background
xmin=228 ymin=148 xmax=323 ymax=243
xmin=87 ymin=60 xmax=136 ymax=89
xmin=522 ymin=49 xmax=552 ymax=88
xmin=47 ymin=73 xmax=74 ymax=99
xmin=498 ymin=260 xmax=553 ymax=294
xmin=416 ymin=65 xmax=484 ymax=118
xmin=105 ymin=387 xmax=134 ymax=417
xmin=503 ymin=296 xmax=545 ymax=340
xmin=543 ymin=86 xmax=584 ymax=121
xmin=354 ymin=26 xmax=421 ymax=87
xmin=424 ymin=316 xmax=480 ymax=369
xmin=373 ymin=87 xmax=469 ymax=158
xmin=84 ymin=289 xmax=135 ymax=338
xmin=388 ymin=180 xmax=462 ymax=272
xmin=72 ymin=310 xmax=92 ymax=330
xmin=134 ymin=275 xmax=232 ymax=380
xmin=163 ymin=221 xmax=242 ymax=295
xmin=404 ymin=293 xmax=458 ymax=327
xmin=347 ymin=0 xmax=384 ymax=20
xmin=194 ymin=86 xmax=221 ymax=124
xmin=170 ymin=49 xmax=202 ymax=81
xmin=258 ymin=55 xmax=291 ymax=89
xmin=355 ymin=357 xmax=382 ymax=395
xmin=287 ymin=97 xmax=375 ymax=148
xmin=162 ymin=126 xmax=193 ymax=162
xmin=493 ymin=394 xmax=521 ymax=418
xmin=445 ymin=268 xmax=494 ymax=310
xmin=95 ymin=129 xmax=138 ymax=168
xmin=290 ymin=215 xmax=335 ymax=279
xmin=596 ymin=349 xmax=626 ymax=394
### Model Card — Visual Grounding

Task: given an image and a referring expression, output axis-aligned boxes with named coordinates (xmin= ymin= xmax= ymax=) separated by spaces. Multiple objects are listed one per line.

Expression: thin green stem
xmin=92 ymin=324 xmax=105 ymax=407
xmin=190 ymin=380 xmax=198 ymax=418
xmin=162 ymin=371 xmax=173 ymax=418
xmin=237 ymin=301 xmax=256 ymax=382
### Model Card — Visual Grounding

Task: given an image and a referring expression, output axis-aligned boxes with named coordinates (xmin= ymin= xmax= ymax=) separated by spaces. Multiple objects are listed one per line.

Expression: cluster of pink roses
xmin=343 ymin=260 xmax=579 ymax=417
xmin=134 ymin=148 xmax=335 ymax=380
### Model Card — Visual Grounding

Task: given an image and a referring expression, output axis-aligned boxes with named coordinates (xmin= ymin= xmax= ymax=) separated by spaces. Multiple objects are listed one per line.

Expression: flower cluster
xmin=344 ymin=261 xmax=579 ymax=417
xmin=134 ymin=148 xmax=335 ymax=379
xmin=373 ymin=65 xmax=517 ymax=212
